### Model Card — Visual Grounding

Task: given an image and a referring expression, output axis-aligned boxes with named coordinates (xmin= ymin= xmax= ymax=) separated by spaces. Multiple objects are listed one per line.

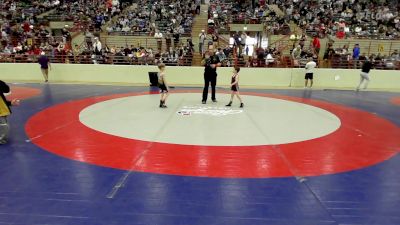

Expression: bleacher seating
xmin=0 ymin=0 xmax=399 ymax=70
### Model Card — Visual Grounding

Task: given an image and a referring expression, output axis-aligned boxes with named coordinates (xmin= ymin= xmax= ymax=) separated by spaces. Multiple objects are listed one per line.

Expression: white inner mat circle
xmin=79 ymin=93 xmax=341 ymax=146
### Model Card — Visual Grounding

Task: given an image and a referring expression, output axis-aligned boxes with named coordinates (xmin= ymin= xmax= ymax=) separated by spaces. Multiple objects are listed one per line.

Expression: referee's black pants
xmin=202 ymin=74 xmax=217 ymax=102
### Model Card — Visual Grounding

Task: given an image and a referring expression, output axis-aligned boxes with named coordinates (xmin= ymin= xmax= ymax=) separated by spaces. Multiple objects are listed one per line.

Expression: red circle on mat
xmin=25 ymin=91 xmax=400 ymax=178
xmin=391 ymin=97 xmax=400 ymax=106
xmin=6 ymin=86 xmax=41 ymax=100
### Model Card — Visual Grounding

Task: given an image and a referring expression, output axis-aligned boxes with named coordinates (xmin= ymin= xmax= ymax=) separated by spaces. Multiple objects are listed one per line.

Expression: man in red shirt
xmin=22 ymin=22 xmax=31 ymax=33
xmin=312 ymin=35 xmax=320 ymax=55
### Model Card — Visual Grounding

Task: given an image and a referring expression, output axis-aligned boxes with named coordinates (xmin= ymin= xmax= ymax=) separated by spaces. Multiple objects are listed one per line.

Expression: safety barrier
xmin=0 ymin=63 xmax=399 ymax=90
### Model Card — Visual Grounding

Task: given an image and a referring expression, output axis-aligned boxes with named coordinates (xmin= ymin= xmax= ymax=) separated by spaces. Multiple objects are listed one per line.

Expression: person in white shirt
xmin=304 ymin=57 xmax=317 ymax=88
xmin=122 ymin=26 xmax=130 ymax=32
xmin=291 ymin=45 xmax=302 ymax=59
xmin=112 ymin=0 xmax=119 ymax=7
xmin=266 ymin=52 xmax=274 ymax=65
xmin=92 ymin=37 xmax=102 ymax=64
xmin=199 ymin=30 xmax=207 ymax=55
xmin=154 ymin=30 xmax=163 ymax=51
xmin=93 ymin=37 xmax=102 ymax=54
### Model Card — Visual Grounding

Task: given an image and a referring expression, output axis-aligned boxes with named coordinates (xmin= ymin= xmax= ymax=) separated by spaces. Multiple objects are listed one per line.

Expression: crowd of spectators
xmin=0 ymin=0 xmax=197 ymax=66
xmin=0 ymin=0 xmax=60 ymax=25
xmin=208 ymin=0 xmax=399 ymax=39
xmin=1 ymin=0 xmax=399 ymax=69
xmin=44 ymin=0 xmax=126 ymax=32
xmin=243 ymin=46 xmax=281 ymax=67
xmin=0 ymin=0 xmax=127 ymax=61
xmin=208 ymin=0 xmax=290 ymax=35
xmin=323 ymin=43 xmax=400 ymax=69
xmin=0 ymin=0 xmax=60 ymax=48
xmin=1 ymin=24 xmax=67 ymax=53
xmin=89 ymin=42 xmax=194 ymax=66
xmin=0 ymin=32 xmax=195 ymax=66
xmin=0 ymin=1 xmax=76 ymax=53
xmin=106 ymin=0 xmax=198 ymax=36
xmin=206 ymin=41 xmax=282 ymax=68
xmin=274 ymin=0 xmax=400 ymax=39
xmin=285 ymin=38 xmax=400 ymax=70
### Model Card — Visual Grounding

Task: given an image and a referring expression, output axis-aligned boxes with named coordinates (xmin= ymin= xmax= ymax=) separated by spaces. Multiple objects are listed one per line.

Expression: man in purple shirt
xmin=38 ymin=52 xmax=51 ymax=82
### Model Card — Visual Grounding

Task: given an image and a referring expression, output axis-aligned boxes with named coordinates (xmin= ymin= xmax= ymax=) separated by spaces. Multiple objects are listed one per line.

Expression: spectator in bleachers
xmin=353 ymin=44 xmax=360 ymax=60
xmin=216 ymin=48 xmax=227 ymax=65
xmin=92 ymin=37 xmax=102 ymax=64
xmin=266 ymin=51 xmax=275 ymax=66
xmin=154 ymin=30 xmax=163 ymax=51
xmin=391 ymin=50 xmax=399 ymax=61
xmin=107 ymin=0 xmax=194 ymax=37
xmin=186 ymin=39 xmax=194 ymax=53
xmin=358 ymin=52 xmax=367 ymax=62
xmin=291 ymin=45 xmax=302 ymax=60
xmin=45 ymin=0 xmax=122 ymax=32
xmin=199 ymin=30 xmax=207 ymax=55
xmin=208 ymin=0 xmax=285 ymax=35
xmin=312 ymin=35 xmax=320 ymax=55
xmin=276 ymin=0 xmax=399 ymax=39
xmin=61 ymin=25 xmax=71 ymax=44
xmin=298 ymin=34 xmax=306 ymax=49
xmin=212 ymin=33 xmax=219 ymax=49
xmin=165 ymin=31 xmax=172 ymax=51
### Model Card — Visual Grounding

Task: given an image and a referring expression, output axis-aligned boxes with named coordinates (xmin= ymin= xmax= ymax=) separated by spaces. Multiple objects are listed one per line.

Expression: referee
xmin=201 ymin=50 xmax=221 ymax=104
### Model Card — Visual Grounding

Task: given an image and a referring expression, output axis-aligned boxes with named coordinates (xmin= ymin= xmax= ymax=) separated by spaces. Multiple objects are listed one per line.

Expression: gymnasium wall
xmin=0 ymin=63 xmax=399 ymax=89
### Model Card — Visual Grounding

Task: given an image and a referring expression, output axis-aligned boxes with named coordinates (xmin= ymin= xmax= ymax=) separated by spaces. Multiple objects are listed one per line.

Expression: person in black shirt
xmin=201 ymin=50 xmax=221 ymax=104
xmin=323 ymin=43 xmax=335 ymax=68
xmin=358 ymin=53 xmax=367 ymax=61
xmin=212 ymin=33 xmax=219 ymax=49
xmin=38 ymin=52 xmax=51 ymax=82
xmin=356 ymin=59 xmax=373 ymax=91
xmin=61 ymin=25 xmax=71 ymax=43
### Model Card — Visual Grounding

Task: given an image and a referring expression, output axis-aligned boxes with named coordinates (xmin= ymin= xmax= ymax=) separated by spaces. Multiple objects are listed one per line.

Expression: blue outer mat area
xmin=0 ymin=84 xmax=399 ymax=225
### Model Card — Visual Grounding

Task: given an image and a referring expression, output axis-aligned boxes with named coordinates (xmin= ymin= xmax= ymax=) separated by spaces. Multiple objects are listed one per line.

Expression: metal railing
xmin=2 ymin=53 xmax=398 ymax=70
xmin=106 ymin=32 xmax=192 ymax=38
xmin=325 ymin=40 xmax=400 ymax=57
xmin=231 ymin=56 xmax=400 ymax=70
xmin=98 ymin=36 xmax=195 ymax=54
xmin=4 ymin=36 xmax=68 ymax=48
xmin=0 ymin=54 xmax=193 ymax=66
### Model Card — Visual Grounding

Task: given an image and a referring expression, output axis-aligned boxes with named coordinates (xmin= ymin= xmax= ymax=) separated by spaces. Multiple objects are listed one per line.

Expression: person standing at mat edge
xmin=304 ymin=57 xmax=317 ymax=88
xmin=0 ymin=80 xmax=20 ymax=145
xmin=202 ymin=50 xmax=221 ymax=104
xmin=38 ymin=52 xmax=51 ymax=82
xmin=157 ymin=63 xmax=169 ymax=108
xmin=226 ymin=66 xmax=244 ymax=108
xmin=356 ymin=59 xmax=373 ymax=91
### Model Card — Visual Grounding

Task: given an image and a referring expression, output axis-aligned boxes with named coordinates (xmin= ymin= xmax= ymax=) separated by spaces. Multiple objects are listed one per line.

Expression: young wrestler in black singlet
xmin=158 ymin=63 xmax=169 ymax=108
xmin=226 ymin=66 xmax=243 ymax=108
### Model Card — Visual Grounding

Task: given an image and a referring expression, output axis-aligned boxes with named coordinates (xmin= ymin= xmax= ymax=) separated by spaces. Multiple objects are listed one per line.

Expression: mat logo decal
xmin=177 ymin=106 xmax=243 ymax=117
